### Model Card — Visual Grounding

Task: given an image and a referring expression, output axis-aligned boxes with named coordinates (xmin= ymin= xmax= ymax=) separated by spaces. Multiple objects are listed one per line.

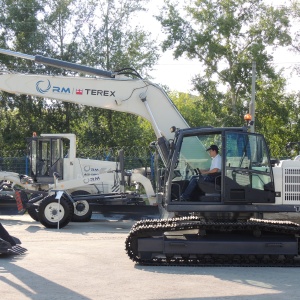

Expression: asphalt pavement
xmin=1 ymin=213 xmax=300 ymax=300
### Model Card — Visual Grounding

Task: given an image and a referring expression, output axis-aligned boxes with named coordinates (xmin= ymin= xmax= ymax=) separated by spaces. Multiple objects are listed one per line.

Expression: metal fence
xmin=0 ymin=150 xmax=28 ymax=174
xmin=0 ymin=146 xmax=156 ymax=176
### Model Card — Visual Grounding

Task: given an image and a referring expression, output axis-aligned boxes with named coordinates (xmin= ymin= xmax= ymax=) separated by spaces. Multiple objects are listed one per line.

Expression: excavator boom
xmin=0 ymin=49 xmax=189 ymax=142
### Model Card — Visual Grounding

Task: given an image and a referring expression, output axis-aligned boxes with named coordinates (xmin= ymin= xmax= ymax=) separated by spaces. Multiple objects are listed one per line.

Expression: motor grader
xmin=0 ymin=132 xmax=157 ymax=228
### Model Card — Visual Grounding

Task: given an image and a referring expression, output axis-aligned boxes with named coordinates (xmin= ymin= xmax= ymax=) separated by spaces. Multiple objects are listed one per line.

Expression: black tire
xmin=71 ymin=190 xmax=93 ymax=222
xmin=27 ymin=205 xmax=39 ymax=221
xmin=38 ymin=194 xmax=74 ymax=229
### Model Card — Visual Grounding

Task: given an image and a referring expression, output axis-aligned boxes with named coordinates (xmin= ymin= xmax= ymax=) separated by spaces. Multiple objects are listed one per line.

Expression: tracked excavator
xmin=1 ymin=49 xmax=300 ymax=265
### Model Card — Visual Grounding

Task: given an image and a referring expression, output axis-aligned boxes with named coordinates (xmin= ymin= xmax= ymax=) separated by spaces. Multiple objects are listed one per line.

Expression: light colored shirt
xmin=210 ymin=154 xmax=222 ymax=171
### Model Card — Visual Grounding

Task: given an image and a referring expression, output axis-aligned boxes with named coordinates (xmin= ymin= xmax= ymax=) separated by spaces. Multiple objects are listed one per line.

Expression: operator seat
xmin=198 ymin=172 xmax=221 ymax=202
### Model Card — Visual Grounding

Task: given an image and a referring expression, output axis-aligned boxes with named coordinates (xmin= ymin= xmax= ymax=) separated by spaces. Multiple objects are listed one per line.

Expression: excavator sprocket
xmin=125 ymin=217 xmax=300 ymax=267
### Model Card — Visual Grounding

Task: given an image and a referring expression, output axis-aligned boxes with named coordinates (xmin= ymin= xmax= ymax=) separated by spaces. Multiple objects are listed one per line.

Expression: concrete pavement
xmin=0 ymin=214 xmax=300 ymax=300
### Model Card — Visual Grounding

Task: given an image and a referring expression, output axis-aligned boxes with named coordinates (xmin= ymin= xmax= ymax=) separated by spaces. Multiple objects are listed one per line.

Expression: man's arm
xmin=201 ymin=168 xmax=219 ymax=175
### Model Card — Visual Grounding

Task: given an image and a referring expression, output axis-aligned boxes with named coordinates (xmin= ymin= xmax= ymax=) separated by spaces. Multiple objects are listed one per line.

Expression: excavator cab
xmin=27 ymin=136 xmax=65 ymax=184
xmin=166 ymin=127 xmax=275 ymax=217
xmin=126 ymin=127 xmax=300 ymax=266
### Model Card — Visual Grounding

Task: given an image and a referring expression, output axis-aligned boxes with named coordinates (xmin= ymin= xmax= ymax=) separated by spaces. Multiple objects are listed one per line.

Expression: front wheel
xmin=27 ymin=205 xmax=39 ymax=222
xmin=38 ymin=195 xmax=74 ymax=228
xmin=71 ymin=190 xmax=93 ymax=222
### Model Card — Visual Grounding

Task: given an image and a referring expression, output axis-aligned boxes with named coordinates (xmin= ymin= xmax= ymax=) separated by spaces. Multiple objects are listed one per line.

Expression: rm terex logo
xmin=36 ymin=80 xmax=116 ymax=96
xmin=36 ymin=80 xmax=70 ymax=94
xmin=85 ymin=89 xmax=115 ymax=97
xmin=36 ymin=80 xmax=51 ymax=94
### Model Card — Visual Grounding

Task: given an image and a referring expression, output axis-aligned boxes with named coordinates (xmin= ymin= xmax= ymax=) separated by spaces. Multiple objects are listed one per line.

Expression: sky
xmin=141 ymin=0 xmax=300 ymax=94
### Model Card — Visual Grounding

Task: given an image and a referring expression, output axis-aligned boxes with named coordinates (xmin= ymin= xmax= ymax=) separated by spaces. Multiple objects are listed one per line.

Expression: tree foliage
xmin=157 ymin=0 xmax=291 ymax=117
xmin=289 ymin=0 xmax=300 ymax=77
xmin=0 ymin=0 xmax=159 ymax=151
xmin=158 ymin=0 xmax=300 ymax=157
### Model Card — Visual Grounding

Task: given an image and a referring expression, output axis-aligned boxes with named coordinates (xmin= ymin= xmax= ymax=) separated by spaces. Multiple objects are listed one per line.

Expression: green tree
xmin=0 ymin=0 xmax=50 ymax=150
xmin=157 ymin=0 xmax=292 ymax=126
xmin=169 ymin=91 xmax=215 ymax=127
xmin=75 ymin=0 xmax=159 ymax=148
xmin=254 ymin=76 xmax=295 ymax=158
xmin=289 ymin=0 xmax=300 ymax=77
xmin=0 ymin=0 xmax=159 ymax=151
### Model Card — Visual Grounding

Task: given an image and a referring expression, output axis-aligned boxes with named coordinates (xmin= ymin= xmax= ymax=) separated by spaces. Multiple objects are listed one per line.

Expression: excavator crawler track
xmin=125 ymin=217 xmax=300 ymax=266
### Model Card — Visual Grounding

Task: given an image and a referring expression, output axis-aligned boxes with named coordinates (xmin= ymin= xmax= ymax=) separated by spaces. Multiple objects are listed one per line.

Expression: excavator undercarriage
xmin=126 ymin=216 xmax=300 ymax=266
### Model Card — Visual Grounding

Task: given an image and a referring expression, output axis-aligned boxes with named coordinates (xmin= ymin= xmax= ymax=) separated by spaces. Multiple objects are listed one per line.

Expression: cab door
xmin=28 ymin=137 xmax=64 ymax=183
xmin=223 ymin=132 xmax=275 ymax=204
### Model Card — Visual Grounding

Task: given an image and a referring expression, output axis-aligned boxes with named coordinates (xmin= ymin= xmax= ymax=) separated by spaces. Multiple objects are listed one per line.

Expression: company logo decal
xmin=36 ymin=80 xmax=71 ymax=94
xmin=83 ymin=176 xmax=101 ymax=184
xmin=35 ymin=80 xmax=115 ymax=97
xmin=36 ymin=80 xmax=51 ymax=94
xmin=53 ymin=86 xmax=71 ymax=94
xmin=85 ymin=89 xmax=115 ymax=97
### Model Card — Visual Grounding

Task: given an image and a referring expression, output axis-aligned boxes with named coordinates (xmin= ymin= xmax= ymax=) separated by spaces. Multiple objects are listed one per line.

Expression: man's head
xmin=206 ymin=145 xmax=219 ymax=157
